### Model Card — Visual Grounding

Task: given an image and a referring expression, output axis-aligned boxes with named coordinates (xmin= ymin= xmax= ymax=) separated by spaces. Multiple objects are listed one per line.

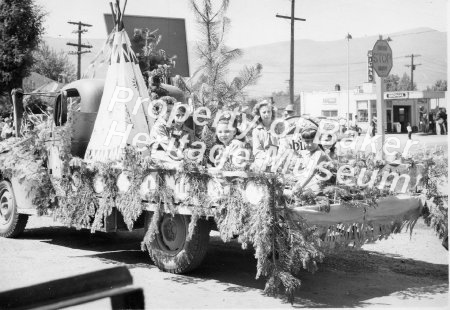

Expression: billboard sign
xmin=104 ymin=14 xmax=190 ymax=77
xmin=385 ymin=92 xmax=409 ymax=99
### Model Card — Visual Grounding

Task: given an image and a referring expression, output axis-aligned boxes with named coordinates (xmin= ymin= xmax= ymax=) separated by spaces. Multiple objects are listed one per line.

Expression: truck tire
xmin=0 ymin=180 xmax=28 ymax=238
xmin=147 ymin=213 xmax=210 ymax=274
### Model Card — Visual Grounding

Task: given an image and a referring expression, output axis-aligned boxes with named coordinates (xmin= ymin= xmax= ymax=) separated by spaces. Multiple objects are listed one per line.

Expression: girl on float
xmin=251 ymin=100 xmax=279 ymax=171
xmin=209 ymin=112 xmax=249 ymax=171
xmin=291 ymin=123 xmax=333 ymax=193
xmin=148 ymin=96 xmax=191 ymax=166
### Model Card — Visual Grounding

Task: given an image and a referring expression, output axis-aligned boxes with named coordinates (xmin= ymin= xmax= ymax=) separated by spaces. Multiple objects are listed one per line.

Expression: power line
xmin=228 ymin=67 xmax=368 ymax=74
xmin=389 ymin=29 xmax=439 ymax=38
xmin=67 ymin=21 xmax=93 ymax=80
xmin=419 ymin=58 xmax=447 ymax=66
xmin=405 ymin=54 xmax=421 ymax=90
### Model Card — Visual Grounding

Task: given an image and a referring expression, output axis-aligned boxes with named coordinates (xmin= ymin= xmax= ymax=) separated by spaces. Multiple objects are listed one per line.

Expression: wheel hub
xmin=163 ymin=219 xmax=178 ymax=241
xmin=159 ymin=215 xmax=186 ymax=252
xmin=0 ymin=191 xmax=13 ymax=225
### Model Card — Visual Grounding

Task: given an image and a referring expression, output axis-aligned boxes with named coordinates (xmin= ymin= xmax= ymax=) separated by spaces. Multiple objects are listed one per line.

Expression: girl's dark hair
xmin=215 ymin=113 xmax=243 ymax=145
xmin=159 ymin=96 xmax=176 ymax=106
xmin=301 ymin=127 xmax=317 ymax=140
xmin=176 ymin=106 xmax=187 ymax=114
xmin=152 ymin=96 xmax=176 ymax=116
xmin=218 ymin=113 xmax=239 ymax=127
xmin=252 ymin=100 xmax=276 ymax=123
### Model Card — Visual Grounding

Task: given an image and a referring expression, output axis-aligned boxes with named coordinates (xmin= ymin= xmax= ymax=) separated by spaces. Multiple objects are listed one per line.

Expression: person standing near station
xmin=353 ymin=115 xmax=361 ymax=136
xmin=407 ymin=122 xmax=412 ymax=140
xmin=370 ymin=117 xmax=377 ymax=137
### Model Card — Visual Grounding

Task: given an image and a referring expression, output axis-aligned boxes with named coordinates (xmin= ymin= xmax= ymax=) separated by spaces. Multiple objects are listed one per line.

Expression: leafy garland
xmin=90 ymin=162 xmax=120 ymax=232
xmin=115 ymin=148 xmax=147 ymax=230
xmin=53 ymin=165 xmax=98 ymax=229
xmin=0 ymin=126 xmax=447 ymax=302
xmin=0 ymin=131 xmax=57 ymax=216
xmin=177 ymin=160 xmax=212 ymax=239
xmin=414 ymin=147 xmax=448 ymax=246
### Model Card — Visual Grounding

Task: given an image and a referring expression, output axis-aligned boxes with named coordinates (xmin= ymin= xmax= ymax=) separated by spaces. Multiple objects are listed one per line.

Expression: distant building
xmin=271 ymin=95 xmax=301 ymax=117
xmin=300 ymin=82 xmax=447 ymax=133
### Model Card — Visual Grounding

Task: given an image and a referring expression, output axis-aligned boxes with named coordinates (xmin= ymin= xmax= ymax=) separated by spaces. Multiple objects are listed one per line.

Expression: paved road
xmin=0 ymin=216 xmax=448 ymax=309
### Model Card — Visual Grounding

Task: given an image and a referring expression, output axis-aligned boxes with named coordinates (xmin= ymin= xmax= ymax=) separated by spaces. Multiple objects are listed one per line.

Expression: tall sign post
xmin=371 ymin=38 xmax=393 ymax=159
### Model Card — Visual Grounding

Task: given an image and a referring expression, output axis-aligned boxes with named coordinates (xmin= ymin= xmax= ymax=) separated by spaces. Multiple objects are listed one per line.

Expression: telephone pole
xmin=67 ymin=21 xmax=93 ymax=80
xmin=276 ymin=0 xmax=306 ymax=107
xmin=405 ymin=54 xmax=421 ymax=90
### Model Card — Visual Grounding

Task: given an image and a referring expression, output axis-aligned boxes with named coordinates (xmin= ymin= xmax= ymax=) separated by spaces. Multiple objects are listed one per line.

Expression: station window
xmin=356 ymin=101 xmax=368 ymax=122
xmin=357 ymin=110 xmax=368 ymax=122
xmin=321 ymin=110 xmax=338 ymax=117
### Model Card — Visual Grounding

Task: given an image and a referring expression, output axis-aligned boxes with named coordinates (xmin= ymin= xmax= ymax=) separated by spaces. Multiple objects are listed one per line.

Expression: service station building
xmin=299 ymin=83 xmax=446 ymax=133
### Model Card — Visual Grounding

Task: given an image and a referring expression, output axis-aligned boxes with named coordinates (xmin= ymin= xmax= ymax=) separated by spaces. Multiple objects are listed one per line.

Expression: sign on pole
xmin=372 ymin=39 xmax=393 ymax=159
xmin=372 ymin=40 xmax=393 ymax=78
xmin=367 ymin=50 xmax=374 ymax=82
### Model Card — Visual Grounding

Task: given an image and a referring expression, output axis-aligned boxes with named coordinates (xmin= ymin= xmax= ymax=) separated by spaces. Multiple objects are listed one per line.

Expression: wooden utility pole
xmin=405 ymin=54 xmax=421 ymax=90
xmin=67 ymin=21 xmax=93 ymax=80
xmin=276 ymin=0 xmax=305 ymax=107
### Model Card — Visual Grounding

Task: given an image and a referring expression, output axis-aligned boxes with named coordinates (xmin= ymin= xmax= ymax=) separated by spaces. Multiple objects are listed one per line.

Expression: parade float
xmin=0 ymin=2 xmax=447 ymax=302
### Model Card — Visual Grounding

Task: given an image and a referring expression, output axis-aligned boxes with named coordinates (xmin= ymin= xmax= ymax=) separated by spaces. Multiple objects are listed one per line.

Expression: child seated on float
xmin=291 ymin=124 xmax=331 ymax=193
xmin=209 ymin=113 xmax=249 ymax=171
xmin=172 ymin=106 xmax=196 ymax=149
xmin=250 ymin=100 xmax=279 ymax=172
xmin=148 ymin=96 xmax=185 ymax=164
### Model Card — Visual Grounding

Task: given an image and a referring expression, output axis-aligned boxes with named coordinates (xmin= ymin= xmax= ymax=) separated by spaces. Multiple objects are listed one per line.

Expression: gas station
xmin=385 ymin=90 xmax=446 ymax=133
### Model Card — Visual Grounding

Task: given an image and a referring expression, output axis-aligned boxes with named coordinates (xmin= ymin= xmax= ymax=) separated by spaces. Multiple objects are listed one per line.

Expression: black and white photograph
xmin=0 ymin=0 xmax=448 ymax=309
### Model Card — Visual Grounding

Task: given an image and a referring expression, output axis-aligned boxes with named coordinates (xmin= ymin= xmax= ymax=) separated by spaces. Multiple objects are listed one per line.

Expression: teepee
xmin=84 ymin=1 xmax=151 ymax=162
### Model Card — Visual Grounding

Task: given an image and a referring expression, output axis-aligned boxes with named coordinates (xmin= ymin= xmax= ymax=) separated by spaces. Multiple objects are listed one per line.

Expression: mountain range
xmin=44 ymin=27 xmax=447 ymax=97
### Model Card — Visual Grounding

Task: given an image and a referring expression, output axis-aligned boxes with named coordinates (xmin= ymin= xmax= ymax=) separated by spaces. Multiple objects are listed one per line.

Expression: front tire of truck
xmin=146 ymin=213 xmax=210 ymax=274
xmin=0 ymin=180 xmax=28 ymax=238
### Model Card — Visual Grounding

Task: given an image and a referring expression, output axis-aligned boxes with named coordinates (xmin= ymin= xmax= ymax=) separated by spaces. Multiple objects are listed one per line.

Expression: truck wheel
xmin=147 ymin=214 xmax=210 ymax=274
xmin=0 ymin=180 xmax=28 ymax=238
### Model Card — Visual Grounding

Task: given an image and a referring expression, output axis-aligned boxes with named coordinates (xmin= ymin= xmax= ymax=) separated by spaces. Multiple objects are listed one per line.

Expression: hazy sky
xmin=36 ymin=0 xmax=447 ymax=47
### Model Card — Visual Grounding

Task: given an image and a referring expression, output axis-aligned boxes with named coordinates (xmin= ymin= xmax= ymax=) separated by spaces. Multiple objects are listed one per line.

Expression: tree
xmin=272 ymin=90 xmax=289 ymax=97
xmin=189 ymin=0 xmax=262 ymax=109
xmin=383 ymin=73 xmax=417 ymax=91
xmin=32 ymin=42 xmax=76 ymax=82
xmin=0 ymin=0 xmax=45 ymax=95
xmin=384 ymin=74 xmax=400 ymax=91
xmin=398 ymin=73 xmax=416 ymax=91
xmin=427 ymin=80 xmax=447 ymax=91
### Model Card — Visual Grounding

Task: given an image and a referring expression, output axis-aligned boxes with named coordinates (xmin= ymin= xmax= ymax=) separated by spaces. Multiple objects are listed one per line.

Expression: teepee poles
xmin=110 ymin=0 xmax=127 ymax=31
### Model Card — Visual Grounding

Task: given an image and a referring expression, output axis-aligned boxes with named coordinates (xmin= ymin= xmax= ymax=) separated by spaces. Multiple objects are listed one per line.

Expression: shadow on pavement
xmin=19 ymin=225 xmax=448 ymax=308
xmin=187 ymin=237 xmax=266 ymax=290
xmin=21 ymin=225 xmax=143 ymax=250
xmin=289 ymin=250 xmax=448 ymax=308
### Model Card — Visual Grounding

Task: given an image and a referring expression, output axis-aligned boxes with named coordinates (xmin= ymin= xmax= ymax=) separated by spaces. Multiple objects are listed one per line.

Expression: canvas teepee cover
xmin=84 ymin=6 xmax=151 ymax=162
